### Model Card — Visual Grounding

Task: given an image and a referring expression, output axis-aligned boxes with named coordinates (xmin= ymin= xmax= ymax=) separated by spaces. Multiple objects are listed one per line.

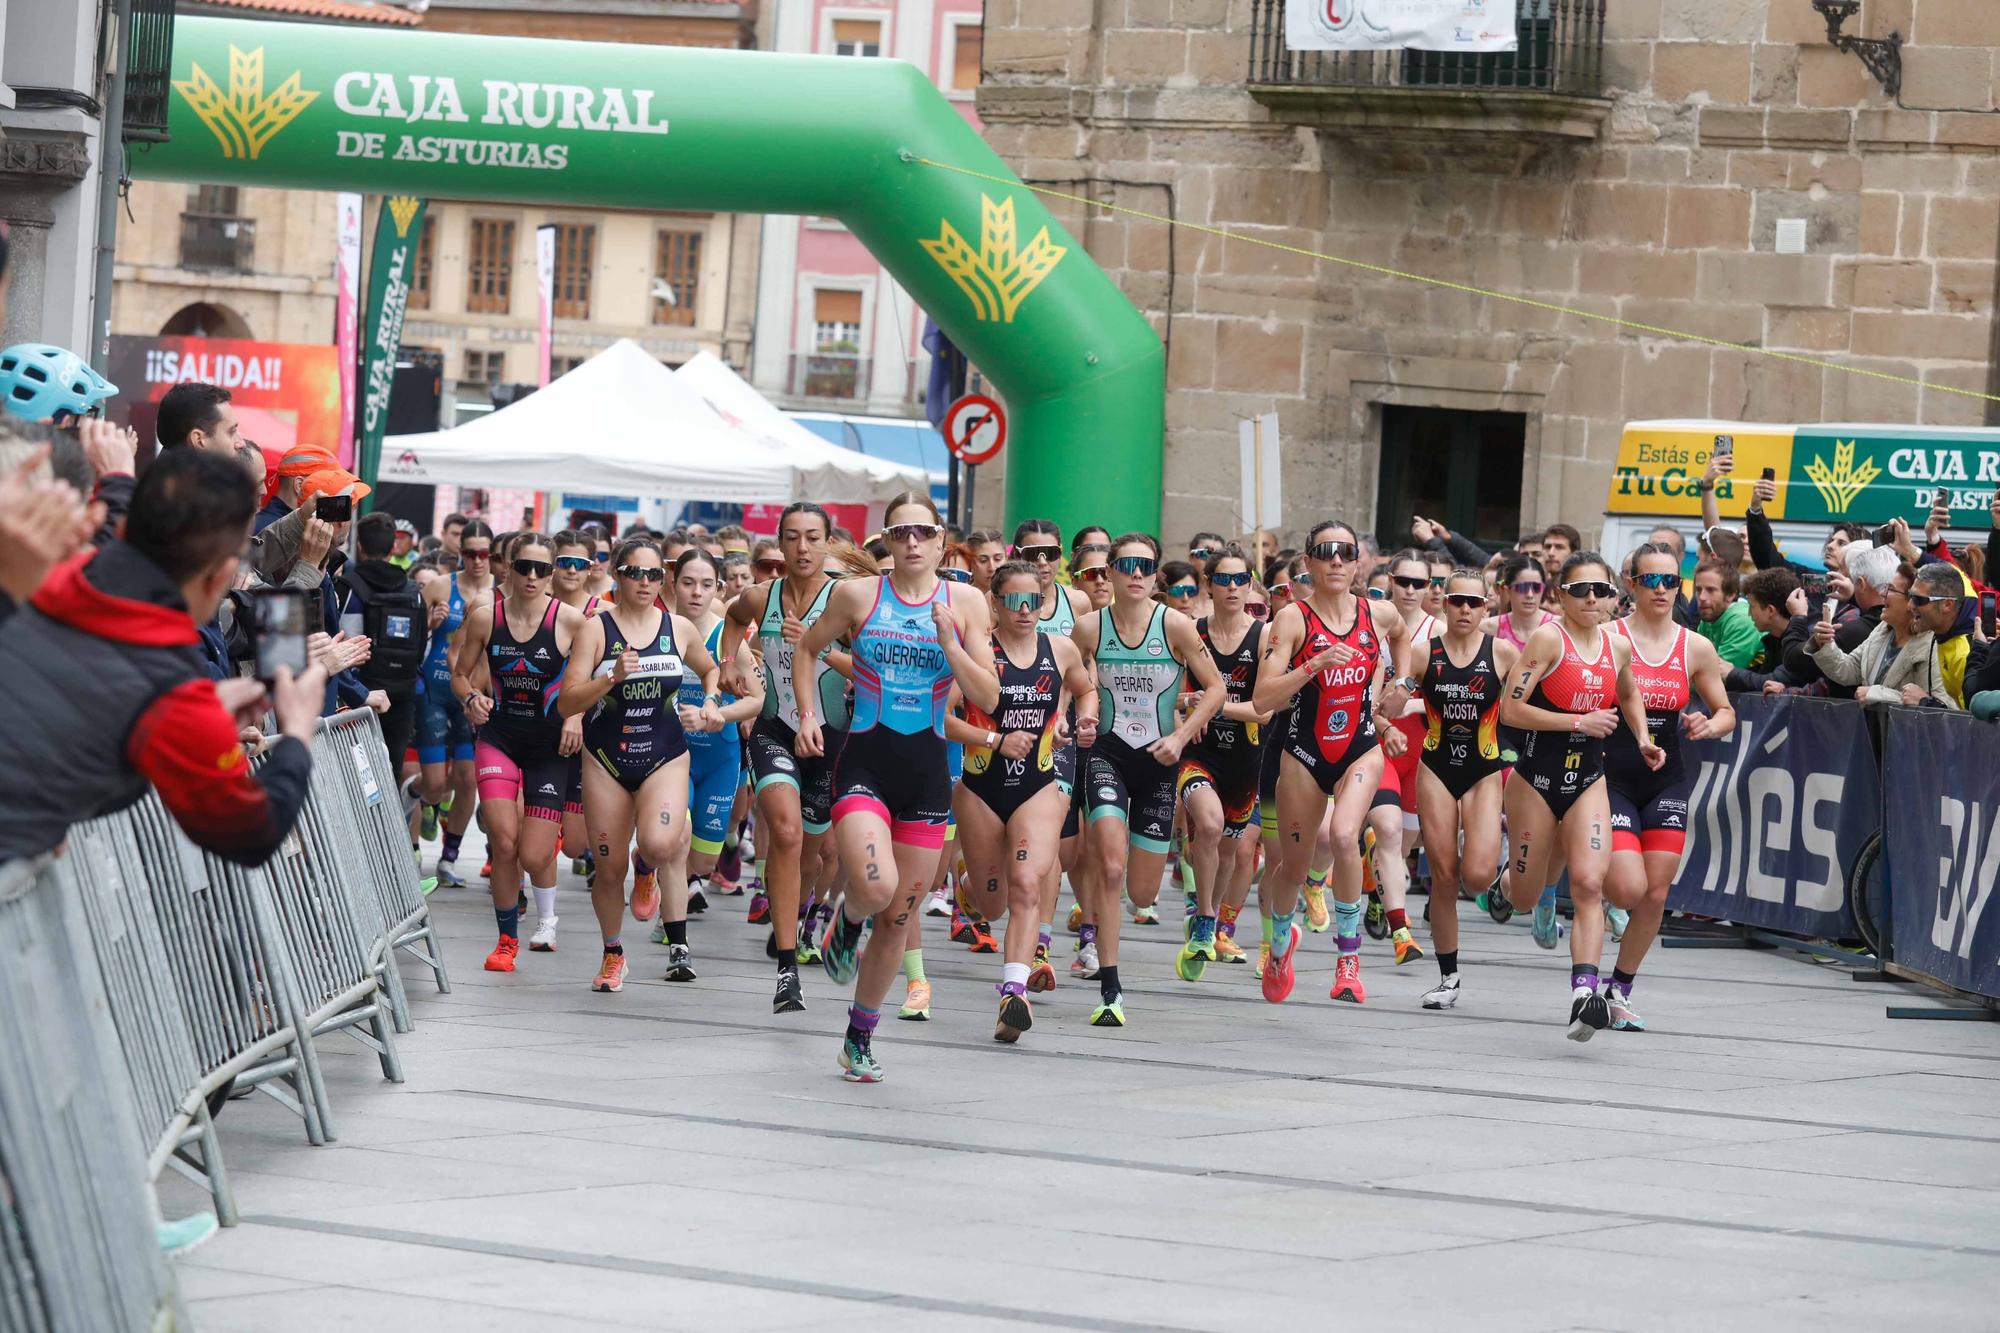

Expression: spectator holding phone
xmin=1808 ymin=554 xmax=1956 ymax=708
xmin=0 ymin=448 xmax=328 ymax=862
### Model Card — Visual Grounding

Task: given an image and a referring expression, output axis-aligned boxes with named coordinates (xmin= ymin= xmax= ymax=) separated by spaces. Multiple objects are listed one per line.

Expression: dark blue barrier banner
xmin=1880 ymin=708 xmax=2000 ymax=1002
xmin=1666 ymin=693 xmax=1872 ymax=940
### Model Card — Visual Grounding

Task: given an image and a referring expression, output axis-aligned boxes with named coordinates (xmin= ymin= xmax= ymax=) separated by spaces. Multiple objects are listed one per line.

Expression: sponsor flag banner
xmin=1880 ymin=708 xmax=2000 ymax=1002
xmin=357 ymin=195 xmax=427 ymax=498
xmin=1667 ymin=693 xmax=1871 ymax=941
xmin=335 ymin=191 xmax=363 ymax=466
xmin=536 ymin=223 xmax=555 ymax=388
xmin=1288 ymin=0 xmax=1518 ymax=53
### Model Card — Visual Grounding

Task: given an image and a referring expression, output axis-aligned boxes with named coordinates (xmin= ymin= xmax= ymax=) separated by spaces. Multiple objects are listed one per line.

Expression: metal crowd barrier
xmin=0 ymin=858 xmax=180 ymax=1333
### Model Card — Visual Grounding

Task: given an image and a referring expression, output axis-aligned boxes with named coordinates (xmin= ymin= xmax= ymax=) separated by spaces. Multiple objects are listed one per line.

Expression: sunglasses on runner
xmin=1017 ymin=544 xmax=1062 ymax=563
xmin=555 ymin=556 xmax=593 ymax=572
xmin=886 ymin=522 xmax=941 ymax=543
xmin=1431 ymin=575 xmax=1448 ymax=587
xmin=512 ymin=558 xmax=553 ymax=579
xmin=1307 ymin=540 xmax=1359 ymax=562
xmin=755 ymin=559 xmax=787 ymax=576
xmin=1631 ymin=571 xmax=1680 ymax=591
xmin=1113 ymin=555 xmax=1158 ymax=577
xmin=1444 ymin=592 xmax=1488 ymax=609
xmin=1292 ymin=573 xmax=1313 ymax=590
xmin=1166 ymin=583 xmax=1198 ymax=598
xmin=999 ymin=590 xmax=1041 ymax=612
xmin=1367 ymin=587 xmax=1388 ymax=600
xmin=939 ymin=567 xmax=974 ymax=583
xmin=1247 ymin=603 xmax=1268 ymax=619
xmin=1511 ymin=580 xmax=1543 ymax=596
xmin=1076 ymin=565 xmax=1109 ymax=582
xmin=462 ymin=547 xmax=492 ymax=562
xmin=594 ymin=550 xmax=611 ymax=563
xmin=1391 ymin=575 xmax=1429 ymax=590
xmin=1562 ymin=580 xmax=1618 ymax=601
xmin=1188 ymin=548 xmax=1213 ymax=563
xmin=616 ymin=563 xmax=665 ymax=583
xmin=1211 ymin=570 xmax=1252 ymax=588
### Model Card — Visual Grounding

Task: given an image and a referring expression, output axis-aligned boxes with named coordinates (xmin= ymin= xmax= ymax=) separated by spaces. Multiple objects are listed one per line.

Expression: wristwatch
xmin=1397 ymin=675 xmax=1421 ymax=693
xmin=1693 ymin=478 xmax=1714 ymax=494
xmin=984 ymin=730 xmax=1000 ymax=749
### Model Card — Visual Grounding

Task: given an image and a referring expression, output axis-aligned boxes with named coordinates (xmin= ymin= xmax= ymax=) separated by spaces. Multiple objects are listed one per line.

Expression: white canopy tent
xmin=671 ymin=351 xmax=925 ymax=493
xmin=378 ymin=339 xmax=925 ymax=503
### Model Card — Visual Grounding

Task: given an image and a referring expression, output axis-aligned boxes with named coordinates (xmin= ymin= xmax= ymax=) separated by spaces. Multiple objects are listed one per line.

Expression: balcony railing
xmin=1248 ymin=0 xmax=1605 ymax=97
xmin=789 ymin=351 xmax=870 ymax=401
xmin=123 ymin=0 xmax=179 ymax=142
xmin=179 ymin=212 xmax=256 ymax=272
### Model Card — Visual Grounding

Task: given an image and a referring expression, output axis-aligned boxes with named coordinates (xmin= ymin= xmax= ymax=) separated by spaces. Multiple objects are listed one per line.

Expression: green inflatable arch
xmin=131 ymin=16 xmax=1164 ymax=537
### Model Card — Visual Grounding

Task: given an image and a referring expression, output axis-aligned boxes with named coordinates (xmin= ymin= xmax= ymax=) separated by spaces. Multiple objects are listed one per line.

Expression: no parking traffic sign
xmin=944 ymin=394 xmax=1006 ymax=465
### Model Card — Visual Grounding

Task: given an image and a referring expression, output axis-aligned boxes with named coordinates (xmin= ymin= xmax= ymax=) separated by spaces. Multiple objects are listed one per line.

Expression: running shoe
xmin=1364 ymin=891 xmax=1389 ymax=940
xmin=949 ymin=905 xmax=976 ymax=944
xmin=1606 ymin=906 xmax=1629 ymax=942
xmin=1167 ymin=853 xmax=1183 ymax=888
xmin=1329 ymin=952 xmax=1366 ymax=1003
xmin=434 ymin=860 xmax=465 ymax=889
xmin=687 ymin=876 xmax=709 ymax=915
xmin=964 ymin=918 xmax=998 ymax=954
xmin=1216 ymin=933 xmax=1247 ymax=964
xmin=995 ymin=992 xmax=1033 ymax=1043
xmin=1476 ymin=888 xmax=1514 ymax=924
xmin=420 ymin=803 xmax=440 ymax=842
xmin=1531 ymin=898 xmax=1563 ymax=949
xmin=1390 ymin=926 xmax=1424 ymax=966
xmin=1255 ymin=938 xmax=1270 ymax=979
xmin=591 ymin=950 xmax=628 ymax=993
xmin=1132 ymin=903 xmax=1160 ymax=925
xmin=417 ymin=876 xmax=438 ymax=898
xmin=709 ymin=865 xmax=743 ymax=896
xmin=571 ymin=852 xmax=594 ymax=879
xmin=1420 ymin=973 xmax=1461 ymax=1010
xmin=1089 ymin=993 xmax=1126 ymax=1027
xmin=156 ymin=1213 xmax=220 ymax=1259
xmin=663 ymin=943 xmax=696 ymax=982
xmin=773 ymin=965 xmax=805 ymax=1014
xmin=820 ymin=897 xmax=863 ymax=985
xmin=1567 ymin=984 xmax=1609 ymax=1042
xmin=1261 ymin=924 xmax=1300 ymax=1003
xmin=1175 ymin=917 xmax=1217 ymax=983
xmin=650 ymin=919 xmax=669 ymax=946
xmin=747 ymin=890 xmax=771 ymax=924
xmin=1607 ymin=988 xmax=1646 ymax=1032
xmin=483 ymin=936 xmax=519 ymax=972
xmin=480 ymin=857 xmax=492 ymax=879
xmin=528 ymin=916 xmax=559 ymax=952
xmin=740 ymin=828 xmax=756 ymax=862
xmin=631 ymin=869 xmax=660 ymax=922
xmin=1028 ymin=949 xmax=1057 ymax=993
xmin=1067 ymin=902 xmax=1084 ymax=932
xmin=839 ymin=1033 xmax=884 ymax=1083
xmin=1071 ymin=941 xmax=1100 ymax=979
xmin=1303 ymin=883 xmax=1330 ymax=932
xmin=898 ymin=978 xmax=932 ymax=1021
xmin=796 ymin=932 xmax=822 ymax=966
xmin=924 ymin=884 xmax=952 ymax=917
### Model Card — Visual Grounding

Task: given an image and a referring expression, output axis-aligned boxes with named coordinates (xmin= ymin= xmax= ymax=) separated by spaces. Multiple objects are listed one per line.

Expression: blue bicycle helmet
xmin=0 ymin=343 xmax=118 ymax=422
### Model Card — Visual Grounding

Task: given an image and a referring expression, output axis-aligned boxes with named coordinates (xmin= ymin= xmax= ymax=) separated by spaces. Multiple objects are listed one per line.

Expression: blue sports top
xmin=422 ymin=574 xmax=467 ymax=685
xmin=849 ymin=578 xmax=956 ymax=738
xmin=678 ymin=619 xmax=735 ymax=751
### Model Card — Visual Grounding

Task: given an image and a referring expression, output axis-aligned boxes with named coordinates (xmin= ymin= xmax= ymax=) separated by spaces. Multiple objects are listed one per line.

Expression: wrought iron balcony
xmin=123 ymin=0 xmax=179 ymax=143
xmin=1246 ymin=0 xmax=1610 ymax=143
xmin=179 ymin=212 xmax=256 ymax=272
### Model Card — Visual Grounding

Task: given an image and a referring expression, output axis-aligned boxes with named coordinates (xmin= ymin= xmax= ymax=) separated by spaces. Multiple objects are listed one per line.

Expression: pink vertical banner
xmin=536 ymin=223 xmax=555 ymax=388
xmin=334 ymin=192 xmax=363 ymax=468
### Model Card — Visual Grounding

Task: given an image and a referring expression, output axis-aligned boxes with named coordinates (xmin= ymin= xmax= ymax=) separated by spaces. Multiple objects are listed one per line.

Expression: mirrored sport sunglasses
xmin=1632 ymin=571 xmax=1680 ymax=591
xmin=461 ymin=547 xmax=492 ymax=562
xmin=1443 ymin=592 xmax=1487 ymax=609
xmin=1112 ymin=555 xmax=1159 ymax=577
xmin=1511 ymin=580 xmax=1544 ymax=596
xmin=617 ymin=563 xmax=665 ymax=583
xmin=999 ymin=590 xmax=1042 ymax=612
xmin=1246 ymin=603 xmax=1269 ymax=619
xmin=512 ymin=558 xmax=553 ymax=578
xmin=1075 ymin=564 xmax=1109 ymax=582
xmin=593 ymin=550 xmax=611 ymax=563
xmin=1367 ymin=587 xmax=1388 ymax=600
xmin=1909 ymin=592 xmax=1956 ymax=608
xmin=940 ymin=567 xmax=974 ymax=583
xmin=1391 ymin=575 xmax=1429 ymax=591
xmin=1188 ymin=547 xmax=1213 ymax=563
xmin=1016 ymin=544 xmax=1063 ymax=563
xmin=1562 ymin=580 xmax=1618 ymax=601
xmin=1166 ymin=582 xmax=1198 ymax=598
xmin=1211 ymin=570 xmax=1252 ymax=588
xmin=1307 ymin=540 xmax=1359 ymax=562
xmin=555 ymin=555 xmax=594 ymax=572
xmin=886 ymin=522 xmax=942 ymax=543
xmin=755 ymin=559 xmax=787 ymax=576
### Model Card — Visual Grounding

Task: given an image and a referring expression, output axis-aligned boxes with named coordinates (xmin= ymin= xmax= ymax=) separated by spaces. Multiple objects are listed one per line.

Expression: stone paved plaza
xmin=165 ymin=844 xmax=2000 ymax=1332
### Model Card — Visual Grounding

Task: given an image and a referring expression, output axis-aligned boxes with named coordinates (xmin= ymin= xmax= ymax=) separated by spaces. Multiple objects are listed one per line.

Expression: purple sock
xmin=1079 ymin=923 xmax=1097 ymax=948
xmin=634 ymin=851 xmax=653 ymax=875
xmin=1038 ymin=924 xmax=1053 ymax=950
xmin=1338 ymin=932 xmax=1362 ymax=955
xmin=1571 ymin=963 xmax=1600 ymax=991
xmin=999 ymin=980 xmax=1026 ymax=997
xmin=846 ymin=1004 xmax=881 ymax=1034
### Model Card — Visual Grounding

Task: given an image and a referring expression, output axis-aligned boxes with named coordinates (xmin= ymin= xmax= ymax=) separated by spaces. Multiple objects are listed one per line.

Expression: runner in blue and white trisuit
xmin=671 ymin=549 xmax=763 ymax=929
xmin=416 ymin=518 xmax=494 ymax=885
xmin=795 ymin=492 xmax=1000 ymax=1084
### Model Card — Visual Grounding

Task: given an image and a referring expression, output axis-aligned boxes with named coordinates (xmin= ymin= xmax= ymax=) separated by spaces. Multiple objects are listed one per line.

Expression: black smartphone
xmin=1872 ymin=523 xmax=1898 ymax=547
xmin=249 ymin=588 xmax=311 ymax=683
xmin=315 ymin=493 xmax=353 ymax=523
xmin=1760 ymin=466 xmax=1776 ymax=482
xmin=1983 ymin=591 xmax=1996 ymax=639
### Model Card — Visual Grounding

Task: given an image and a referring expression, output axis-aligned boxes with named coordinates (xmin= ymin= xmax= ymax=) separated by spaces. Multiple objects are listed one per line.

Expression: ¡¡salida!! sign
xmin=1609 ymin=420 xmax=2000 ymax=528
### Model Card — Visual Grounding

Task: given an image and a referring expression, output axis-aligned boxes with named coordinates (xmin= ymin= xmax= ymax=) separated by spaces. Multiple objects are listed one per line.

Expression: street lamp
xmin=1810 ymin=0 xmax=1902 ymax=98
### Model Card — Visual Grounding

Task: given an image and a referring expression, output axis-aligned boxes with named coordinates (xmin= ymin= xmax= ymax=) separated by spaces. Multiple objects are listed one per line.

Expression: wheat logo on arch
xmin=174 ymin=46 xmax=317 ymax=160
xmin=920 ymin=195 xmax=1067 ymax=324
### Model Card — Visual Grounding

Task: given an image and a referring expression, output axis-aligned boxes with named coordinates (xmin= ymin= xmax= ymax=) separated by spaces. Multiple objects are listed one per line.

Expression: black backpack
xmin=346 ymin=574 xmax=427 ymax=690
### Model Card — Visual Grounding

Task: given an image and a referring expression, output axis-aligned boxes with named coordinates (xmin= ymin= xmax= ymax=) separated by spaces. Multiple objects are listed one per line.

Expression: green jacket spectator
xmin=1694 ymin=559 xmax=1762 ymax=669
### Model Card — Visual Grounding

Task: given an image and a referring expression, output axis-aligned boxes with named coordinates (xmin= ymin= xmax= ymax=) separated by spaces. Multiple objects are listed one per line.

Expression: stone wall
xmin=975 ymin=0 xmax=2000 ymax=546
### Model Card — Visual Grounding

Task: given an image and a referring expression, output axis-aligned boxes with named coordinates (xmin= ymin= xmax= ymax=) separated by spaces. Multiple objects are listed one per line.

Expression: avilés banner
xmin=1289 ymin=0 xmax=1518 ymax=53
xmin=356 ymin=194 xmax=427 ymax=498
xmin=1667 ymin=693 xmax=1872 ymax=941
xmin=1880 ymin=708 xmax=2000 ymax=1002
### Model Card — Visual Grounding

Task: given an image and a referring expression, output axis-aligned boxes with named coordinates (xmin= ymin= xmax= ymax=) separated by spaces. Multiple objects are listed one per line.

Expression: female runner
xmin=417 ymin=518 xmax=493 ymax=886
xmin=1072 ymin=534 xmax=1228 ymax=1027
xmin=720 ymin=502 xmax=852 ymax=1014
xmin=559 ymin=539 xmax=723 ymax=991
xmin=1369 ymin=550 xmax=1442 ymax=966
xmin=1499 ymin=552 xmax=1662 ymax=1040
xmin=1601 ymin=542 xmax=1734 ymax=1032
xmin=671 ymin=549 xmax=763 ymax=923
xmin=952 ymin=561 xmax=1096 ymax=1041
xmin=797 ymin=493 xmax=999 ymax=1083
xmin=1173 ymin=545 xmax=1267 ymax=983
xmin=452 ymin=535 xmax=586 ymax=973
xmin=1063 ymin=538 xmax=1113 ymax=971
xmin=1252 ymin=522 xmax=1415 ymax=1006
xmin=1255 ymin=555 xmax=1308 ymax=975
xmin=551 ymin=530 xmax=603 ymax=897
xmin=1412 ymin=569 xmax=1515 ymax=1010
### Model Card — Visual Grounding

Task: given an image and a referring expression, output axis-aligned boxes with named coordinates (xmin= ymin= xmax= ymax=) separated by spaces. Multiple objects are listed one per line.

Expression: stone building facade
xmin=975 ymin=0 xmax=2000 ymax=548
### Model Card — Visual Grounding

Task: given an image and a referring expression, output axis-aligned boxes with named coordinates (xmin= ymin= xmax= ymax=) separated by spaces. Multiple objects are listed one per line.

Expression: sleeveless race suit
xmin=584 ymin=607 xmax=688 ymax=792
xmin=1419 ymin=633 xmax=1506 ymax=800
xmin=679 ymin=619 xmax=741 ymax=855
xmin=1178 ymin=616 xmax=1262 ymax=838
xmin=1375 ymin=612 xmax=1434 ymax=821
xmin=963 ymin=632 xmax=1067 ymax=824
xmin=475 ymin=594 xmax=569 ymax=822
xmin=1605 ymin=620 xmax=1693 ymax=855
xmin=416 ymin=574 xmax=475 ymax=764
xmin=1514 ymin=623 xmax=1617 ymax=821
xmin=748 ymin=577 xmax=849 ymax=833
xmin=1086 ymin=603 xmax=1185 ymax=853
xmin=1495 ymin=608 xmax=1554 ymax=762
xmin=1282 ymin=599 xmax=1383 ymax=797
xmin=832 ymin=577 xmax=957 ymax=847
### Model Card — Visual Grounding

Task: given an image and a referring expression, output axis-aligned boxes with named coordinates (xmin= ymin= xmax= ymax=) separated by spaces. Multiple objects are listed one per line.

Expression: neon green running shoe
xmin=1090 ymin=993 xmax=1126 ymax=1027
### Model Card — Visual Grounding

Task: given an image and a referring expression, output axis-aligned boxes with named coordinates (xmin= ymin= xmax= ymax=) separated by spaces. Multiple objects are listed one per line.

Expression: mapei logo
xmin=920 ymin=195 xmax=1066 ymax=324
xmin=174 ymin=46 xmax=318 ymax=160
xmin=1804 ymin=439 xmax=1881 ymax=515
